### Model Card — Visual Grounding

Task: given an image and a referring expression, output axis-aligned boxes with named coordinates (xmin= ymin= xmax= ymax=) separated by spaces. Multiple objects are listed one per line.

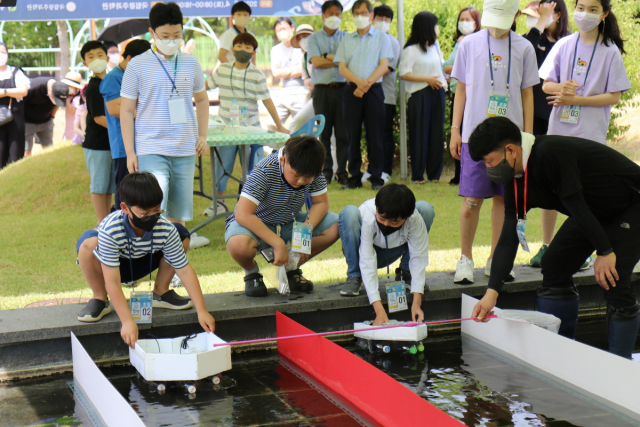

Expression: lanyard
xmin=384 ymin=235 xmax=391 ymax=280
xmin=233 ymin=25 xmax=242 ymax=35
xmin=286 ymin=186 xmax=309 ymax=224
xmin=127 ymin=229 xmax=154 ymax=284
xmin=514 ymin=167 xmax=528 ymax=220
xmin=154 ymin=50 xmax=180 ymax=95
xmin=487 ymin=30 xmax=511 ymax=94
xmin=230 ymin=64 xmax=249 ymax=98
xmin=570 ymin=33 xmax=599 ymax=94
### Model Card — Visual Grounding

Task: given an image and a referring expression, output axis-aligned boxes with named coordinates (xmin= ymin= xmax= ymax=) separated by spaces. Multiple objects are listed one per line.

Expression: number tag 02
xmin=516 ymin=219 xmax=530 ymax=253
xmin=386 ymin=282 xmax=408 ymax=313
xmin=560 ymin=105 xmax=581 ymax=124
xmin=130 ymin=291 xmax=153 ymax=324
xmin=487 ymin=93 xmax=509 ymax=118
xmin=291 ymin=222 xmax=312 ymax=255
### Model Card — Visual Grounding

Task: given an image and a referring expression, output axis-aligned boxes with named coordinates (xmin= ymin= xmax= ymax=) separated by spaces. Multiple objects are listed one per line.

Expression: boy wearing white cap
xmin=449 ymin=0 xmax=539 ymax=284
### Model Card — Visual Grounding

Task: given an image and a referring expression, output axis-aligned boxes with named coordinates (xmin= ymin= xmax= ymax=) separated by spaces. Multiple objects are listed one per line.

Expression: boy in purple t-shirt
xmin=449 ymin=0 xmax=539 ymax=284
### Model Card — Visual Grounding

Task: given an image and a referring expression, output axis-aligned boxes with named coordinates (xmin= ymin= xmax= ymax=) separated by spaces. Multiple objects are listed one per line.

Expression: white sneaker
xmin=485 ymin=259 xmax=515 ymax=281
xmin=203 ymin=200 xmax=228 ymax=217
xmin=454 ymin=255 xmax=474 ymax=284
xmin=381 ymin=172 xmax=391 ymax=183
xmin=361 ymin=171 xmax=371 ymax=183
xmin=189 ymin=232 xmax=210 ymax=249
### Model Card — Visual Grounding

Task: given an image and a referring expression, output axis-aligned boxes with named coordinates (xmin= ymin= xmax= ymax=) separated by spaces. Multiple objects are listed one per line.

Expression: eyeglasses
xmin=156 ymin=36 xmax=183 ymax=45
xmin=129 ymin=205 xmax=162 ymax=221
xmin=353 ymin=11 xmax=370 ymax=17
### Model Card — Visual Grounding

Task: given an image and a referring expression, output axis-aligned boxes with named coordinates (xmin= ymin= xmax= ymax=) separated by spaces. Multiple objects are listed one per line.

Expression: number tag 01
xmin=291 ymin=222 xmax=312 ymax=255
xmin=487 ymin=93 xmax=509 ymax=118
xmin=386 ymin=282 xmax=408 ymax=313
xmin=130 ymin=291 xmax=153 ymax=324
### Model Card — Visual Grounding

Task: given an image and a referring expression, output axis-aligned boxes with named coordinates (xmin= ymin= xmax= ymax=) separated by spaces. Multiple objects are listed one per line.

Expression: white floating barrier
xmin=353 ymin=321 xmax=429 ymax=342
xmin=129 ymin=332 xmax=232 ymax=382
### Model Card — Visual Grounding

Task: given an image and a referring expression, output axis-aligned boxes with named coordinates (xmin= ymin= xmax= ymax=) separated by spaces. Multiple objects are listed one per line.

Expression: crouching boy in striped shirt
xmin=225 ymin=135 xmax=340 ymax=297
xmin=75 ymin=172 xmax=215 ymax=348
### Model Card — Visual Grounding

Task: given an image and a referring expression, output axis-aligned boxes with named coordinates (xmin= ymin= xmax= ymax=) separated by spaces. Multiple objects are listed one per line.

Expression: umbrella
xmin=97 ymin=18 xmax=150 ymax=44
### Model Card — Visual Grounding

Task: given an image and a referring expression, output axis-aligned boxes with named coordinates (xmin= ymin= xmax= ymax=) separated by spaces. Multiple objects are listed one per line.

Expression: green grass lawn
xmin=0 ymin=143 xmax=565 ymax=310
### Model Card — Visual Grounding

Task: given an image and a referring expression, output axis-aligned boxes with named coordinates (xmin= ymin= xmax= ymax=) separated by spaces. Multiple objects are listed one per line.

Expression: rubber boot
xmin=536 ymin=286 xmax=580 ymax=339
xmin=607 ymin=303 xmax=640 ymax=359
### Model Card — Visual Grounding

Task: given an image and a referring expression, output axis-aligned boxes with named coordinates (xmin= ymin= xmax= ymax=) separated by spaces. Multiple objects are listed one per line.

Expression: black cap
xmin=51 ymin=81 xmax=70 ymax=107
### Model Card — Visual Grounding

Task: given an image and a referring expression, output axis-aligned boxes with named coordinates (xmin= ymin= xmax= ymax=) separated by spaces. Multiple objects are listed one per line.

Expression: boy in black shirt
xmin=82 ymin=41 xmax=115 ymax=227
xmin=469 ymin=117 xmax=640 ymax=360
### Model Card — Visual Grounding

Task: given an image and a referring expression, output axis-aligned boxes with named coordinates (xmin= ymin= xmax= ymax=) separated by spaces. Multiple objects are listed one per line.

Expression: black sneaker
xmin=340 ymin=277 xmax=363 ymax=296
xmin=287 ymin=269 xmax=313 ymax=293
xmin=78 ymin=299 xmax=112 ymax=322
xmin=152 ymin=290 xmax=194 ymax=309
xmin=395 ymin=268 xmax=412 ymax=285
xmin=340 ymin=179 xmax=363 ymax=190
xmin=245 ymin=272 xmax=268 ymax=297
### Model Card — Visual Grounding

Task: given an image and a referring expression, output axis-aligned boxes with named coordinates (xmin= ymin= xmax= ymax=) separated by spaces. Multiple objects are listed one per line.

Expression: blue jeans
xmin=215 ymin=145 xmax=265 ymax=192
xmin=339 ymin=201 xmax=435 ymax=278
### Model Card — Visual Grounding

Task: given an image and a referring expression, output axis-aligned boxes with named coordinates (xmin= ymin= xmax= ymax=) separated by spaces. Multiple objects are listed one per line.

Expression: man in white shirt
xmin=270 ymin=17 xmax=307 ymax=127
xmin=338 ymin=184 xmax=435 ymax=325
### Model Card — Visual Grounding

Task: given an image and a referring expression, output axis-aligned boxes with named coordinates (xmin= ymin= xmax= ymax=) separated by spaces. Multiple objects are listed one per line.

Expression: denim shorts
xmin=76 ymin=223 xmax=190 ymax=282
xmin=138 ymin=154 xmax=196 ymax=221
xmin=83 ymin=148 xmax=116 ymax=194
xmin=225 ymin=211 xmax=338 ymax=252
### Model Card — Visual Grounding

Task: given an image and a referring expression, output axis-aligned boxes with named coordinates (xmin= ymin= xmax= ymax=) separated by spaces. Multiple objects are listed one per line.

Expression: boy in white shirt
xmin=338 ymin=184 xmax=435 ymax=325
xmin=218 ymin=1 xmax=254 ymax=64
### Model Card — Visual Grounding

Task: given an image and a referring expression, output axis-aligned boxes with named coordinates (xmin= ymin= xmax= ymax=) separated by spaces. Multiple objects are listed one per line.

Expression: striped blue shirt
xmin=307 ymin=28 xmax=346 ymax=85
xmin=94 ymin=210 xmax=188 ymax=270
xmin=209 ymin=62 xmax=270 ymax=127
xmin=120 ymin=49 xmax=205 ymax=157
xmin=334 ymin=26 xmax=393 ymax=82
xmin=226 ymin=148 xmax=327 ymax=227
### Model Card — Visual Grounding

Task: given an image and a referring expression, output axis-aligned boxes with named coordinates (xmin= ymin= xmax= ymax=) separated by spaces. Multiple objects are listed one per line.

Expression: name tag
xmin=386 ymin=282 xmax=408 ymax=313
xmin=560 ymin=105 xmax=581 ymax=124
xmin=291 ymin=222 xmax=312 ymax=255
xmin=516 ymin=219 xmax=530 ymax=253
xmin=487 ymin=93 xmax=509 ymax=118
xmin=130 ymin=291 xmax=153 ymax=324
xmin=168 ymin=96 xmax=187 ymax=125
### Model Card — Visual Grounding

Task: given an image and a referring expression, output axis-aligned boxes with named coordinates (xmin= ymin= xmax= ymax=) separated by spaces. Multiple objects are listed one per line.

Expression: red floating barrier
xmin=276 ymin=311 xmax=465 ymax=427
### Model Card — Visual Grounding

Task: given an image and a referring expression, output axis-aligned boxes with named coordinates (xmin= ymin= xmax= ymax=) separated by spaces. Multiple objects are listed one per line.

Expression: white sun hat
xmin=481 ymin=0 xmax=520 ymax=30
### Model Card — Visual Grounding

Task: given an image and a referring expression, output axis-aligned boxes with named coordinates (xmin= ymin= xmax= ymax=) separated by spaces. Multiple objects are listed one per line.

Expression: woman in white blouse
xmin=399 ymin=12 xmax=447 ymax=184
xmin=0 ymin=42 xmax=29 ymax=169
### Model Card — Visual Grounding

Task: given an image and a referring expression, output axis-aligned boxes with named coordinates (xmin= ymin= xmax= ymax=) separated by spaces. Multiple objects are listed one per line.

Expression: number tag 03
xmin=291 ymin=222 xmax=312 ymax=255
xmin=560 ymin=105 xmax=581 ymax=124
xmin=487 ymin=93 xmax=509 ymax=118
xmin=516 ymin=219 xmax=530 ymax=253
xmin=130 ymin=291 xmax=153 ymax=324
xmin=386 ymin=282 xmax=408 ymax=313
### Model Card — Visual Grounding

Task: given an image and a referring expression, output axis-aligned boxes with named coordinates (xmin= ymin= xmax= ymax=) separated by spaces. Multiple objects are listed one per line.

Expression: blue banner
xmin=0 ymin=0 xmax=356 ymax=21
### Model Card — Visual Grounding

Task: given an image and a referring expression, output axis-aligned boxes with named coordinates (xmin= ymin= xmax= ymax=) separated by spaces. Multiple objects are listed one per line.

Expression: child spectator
xmin=307 ymin=0 xmax=349 ymax=185
xmin=208 ymin=32 xmax=289 ymax=214
xmin=449 ymin=0 xmax=539 ymax=284
xmin=335 ymin=0 xmax=393 ymax=190
xmin=82 ymin=40 xmax=116 ymax=227
xmin=338 ymin=184 xmax=435 ymax=325
xmin=100 ymin=39 xmax=152 ymax=208
xmin=72 ymin=85 xmax=87 ymax=146
xmin=75 ymin=172 xmax=215 ymax=349
xmin=224 ymin=135 xmax=339 ymax=297
xmin=218 ymin=1 xmax=254 ymax=64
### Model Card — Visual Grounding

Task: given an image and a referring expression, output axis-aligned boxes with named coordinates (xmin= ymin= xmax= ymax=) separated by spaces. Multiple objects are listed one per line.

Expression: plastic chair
xmin=291 ymin=114 xmax=325 ymax=138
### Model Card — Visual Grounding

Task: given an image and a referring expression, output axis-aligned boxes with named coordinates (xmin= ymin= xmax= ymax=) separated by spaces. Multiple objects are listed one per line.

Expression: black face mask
xmin=486 ymin=148 xmax=516 ymax=185
xmin=128 ymin=206 xmax=160 ymax=232
xmin=377 ymin=220 xmax=402 ymax=236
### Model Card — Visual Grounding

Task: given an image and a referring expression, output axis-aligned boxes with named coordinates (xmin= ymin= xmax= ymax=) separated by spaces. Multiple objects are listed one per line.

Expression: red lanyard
xmin=514 ymin=167 xmax=528 ymax=219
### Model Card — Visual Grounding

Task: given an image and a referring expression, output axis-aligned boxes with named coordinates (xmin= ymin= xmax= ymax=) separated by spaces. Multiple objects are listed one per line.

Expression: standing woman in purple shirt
xmin=521 ymin=0 xmax=571 ymax=269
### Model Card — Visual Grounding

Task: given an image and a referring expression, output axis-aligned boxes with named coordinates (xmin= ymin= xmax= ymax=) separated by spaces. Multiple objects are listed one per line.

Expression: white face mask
xmin=574 ymin=11 xmax=602 ymax=32
xmin=233 ymin=15 xmax=250 ymax=28
xmin=299 ymin=37 xmax=309 ymax=52
xmin=458 ymin=21 xmax=475 ymax=35
xmin=277 ymin=29 xmax=293 ymax=42
xmin=87 ymin=58 xmax=108 ymax=74
xmin=353 ymin=15 xmax=370 ymax=30
xmin=0 ymin=53 xmax=8 ymax=66
xmin=525 ymin=15 xmax=555 ymax=29
xmin=324 ymin=16 xmax=342 ymax=30
xmin=373 ymin=20 xmax=390 ymax=33
xmin=108 ymin=53 xmax=120 ymax=64
xmin=155 ymin=38 xmax=183 ymax=56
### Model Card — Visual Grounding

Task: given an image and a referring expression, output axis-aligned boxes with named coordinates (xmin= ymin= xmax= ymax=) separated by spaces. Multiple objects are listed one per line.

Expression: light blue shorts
xmin=225 ymin=211 xmax=339 ymax=252
xmin=138 ymin=154 xmax=196 ymax=221
xmin=83 ymin=148 xmax=116 ymax=194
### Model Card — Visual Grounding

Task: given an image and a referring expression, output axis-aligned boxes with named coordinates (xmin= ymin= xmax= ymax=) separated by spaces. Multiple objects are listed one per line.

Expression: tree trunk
xmin=56 ymin=21 xmax=70 ymax=79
